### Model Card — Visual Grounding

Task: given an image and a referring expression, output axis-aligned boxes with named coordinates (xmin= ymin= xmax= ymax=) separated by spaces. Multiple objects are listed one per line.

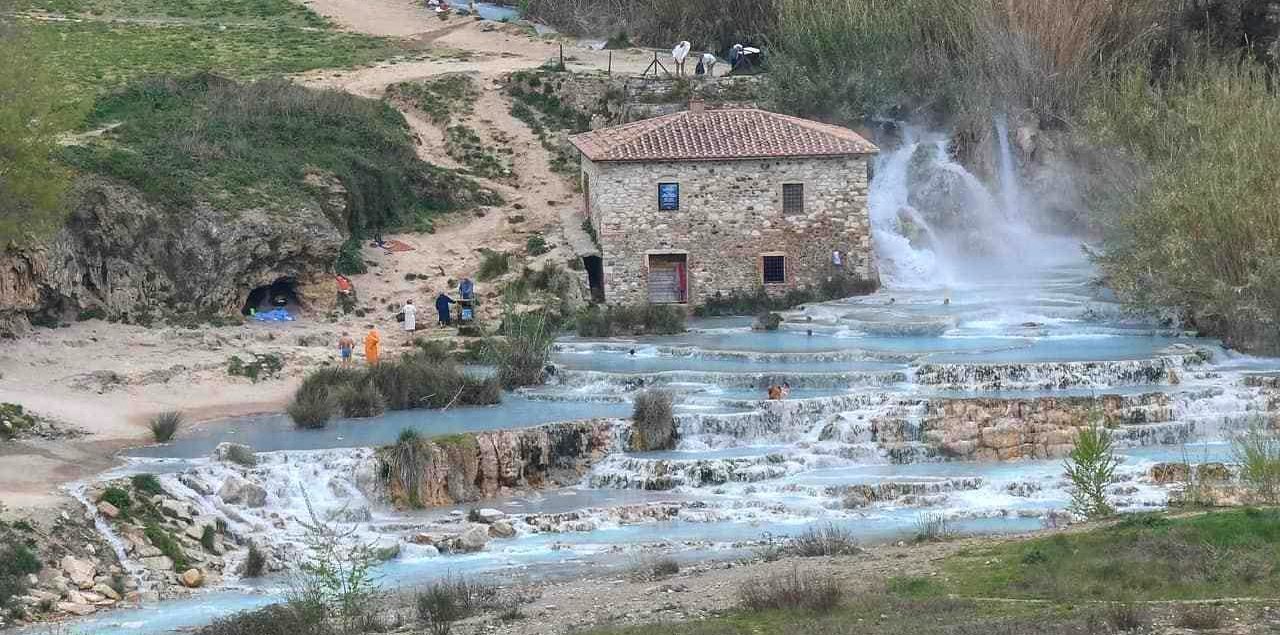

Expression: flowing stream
xmin=46 ymin=123 xmax=1280 ymax=634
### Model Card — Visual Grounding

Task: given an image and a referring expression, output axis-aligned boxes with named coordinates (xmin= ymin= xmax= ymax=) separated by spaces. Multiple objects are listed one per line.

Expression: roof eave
xmin=585 ymin=150 xmax=879 ymax=164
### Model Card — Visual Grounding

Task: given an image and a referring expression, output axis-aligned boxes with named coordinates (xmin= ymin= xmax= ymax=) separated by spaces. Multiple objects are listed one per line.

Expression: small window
xmin=658 ymin=182 xmax=680 ymax=211
xmin=762 ymin=255 xmax=786 ymax=284
xmin=782 ymin=183 xmax=804 ymax=215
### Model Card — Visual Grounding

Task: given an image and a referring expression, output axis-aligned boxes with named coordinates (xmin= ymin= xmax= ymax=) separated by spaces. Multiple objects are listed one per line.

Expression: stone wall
xmin=582 ymin=154 xmax=874 ymax=306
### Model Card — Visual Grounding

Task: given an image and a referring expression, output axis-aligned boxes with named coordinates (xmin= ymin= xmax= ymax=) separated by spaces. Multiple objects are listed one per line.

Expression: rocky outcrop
xmin=0 ymin=174 xmax=346 ymax=335
xmin=379 ymin=419 xmax=618 ymax=509
xmin=921 ymin=393 xmax=1173 ymax=460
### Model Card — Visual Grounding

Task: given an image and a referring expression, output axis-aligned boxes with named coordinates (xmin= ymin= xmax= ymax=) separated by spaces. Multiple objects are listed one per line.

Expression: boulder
xmin=60 ymin=555 xmax=96 ymax=590
xmin=1150 ymin=462 xmax=1190 ymax=484
xmin=1196 ymin=462 xmax=1232 ymax=482
xmin=57 ymin=602 xmax=98 ymax=616
xmin=160 ymin=499 xmax=193 ymax=521
xmin=219 ymin=476 xmax=268 ymax=507
xmin=96 ymin=501 xmax=121 ymax=519
xmin=453 ymin=525 xmax=489 ymax=553
xmin=139 ymin=556 xmax=174 ymax=572
xmin=213 ymin=442 xmax=256 ymax=465
xmin=474 ymin=508 xmax=506 ymax=524
xmin=488 ymin=520 xmax=516 ymax=539
xmin=179 ymin=568 xmax=204 ymax=588
xmin=91 ymin=583 xmax=121 ymax=601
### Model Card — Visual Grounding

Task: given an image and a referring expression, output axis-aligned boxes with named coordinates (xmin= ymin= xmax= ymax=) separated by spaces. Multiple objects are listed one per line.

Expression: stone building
xmin=568 ymin=102 xmax=879 ymax=307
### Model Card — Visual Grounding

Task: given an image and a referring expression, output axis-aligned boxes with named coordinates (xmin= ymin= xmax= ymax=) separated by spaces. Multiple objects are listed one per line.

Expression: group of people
xmin=334 ymin=278 xmax=477 ymax=366
xmin=337 ymin=327 xmax=380 ymax=368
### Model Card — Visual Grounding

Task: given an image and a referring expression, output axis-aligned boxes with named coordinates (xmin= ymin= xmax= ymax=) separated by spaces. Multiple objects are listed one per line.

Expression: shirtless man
xmin=337 ymin=332 xmax=355 ymax=367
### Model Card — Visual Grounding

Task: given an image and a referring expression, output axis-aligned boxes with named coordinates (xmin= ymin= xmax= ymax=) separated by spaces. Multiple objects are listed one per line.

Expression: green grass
xmin=581 ymin=510 xmax=1280 ymax=635
xmin=387 ymin=75 xmax=479 ymax=126
xmin=18 ymin=0 xmax=331 ymax=26
xmin=935 ymin=509 xmax=1280 ymax=602
xmin=62 ymin=74 xmax=498 ymax=238
xmin=445 ymin=124 xmax=513 ymax=179
xmin=29 ymin=20 xmax=406 ymax=102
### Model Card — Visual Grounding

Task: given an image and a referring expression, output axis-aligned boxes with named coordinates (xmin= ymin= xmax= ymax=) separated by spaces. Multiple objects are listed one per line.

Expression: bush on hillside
xmin=524 ymin=0 xmax=775 ymax=51
xmin=477 ymin=250 xmax=511 ymax=282
xmin=1089 ymin=59 xmax=1280 ymax=354
xmin=492 ymin=310 xmax=557 ymax=389
xmin=194 ymin=602 xmax=329 ymax=635
xmin=575 ymin=304 xmax=686 ymax=337
xmin=149 ymin=410 xmax=183 ymax=442
xmin=63 ymin=74 xmax=500 ymax=244
xmin=738 ymin=568 xmax=841 ymax=613
xmin=287 ymin=351 xmax=499 ymax=427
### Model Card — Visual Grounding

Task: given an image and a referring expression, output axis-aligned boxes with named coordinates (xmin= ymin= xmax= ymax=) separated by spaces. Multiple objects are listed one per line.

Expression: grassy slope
xmin=581 ymin=510 xmax=1280 ymax=635
xmin=17 ymin=0 xmax=412 ymax=104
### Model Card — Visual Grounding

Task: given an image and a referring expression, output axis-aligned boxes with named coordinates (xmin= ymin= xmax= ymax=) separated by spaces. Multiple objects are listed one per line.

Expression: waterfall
xmin=868 ymin=118 xmax=1064 ymax=289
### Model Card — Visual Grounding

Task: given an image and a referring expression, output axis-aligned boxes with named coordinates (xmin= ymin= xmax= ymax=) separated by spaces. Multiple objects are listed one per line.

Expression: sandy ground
xmin=0 ymin=2 xmax=663 ymax=508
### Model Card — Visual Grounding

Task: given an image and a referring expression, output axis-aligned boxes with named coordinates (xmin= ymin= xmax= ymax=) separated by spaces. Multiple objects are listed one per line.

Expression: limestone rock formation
xmin=379 ymin=419 xmax=617 ymax=509
xmin=0 ymin=174 xmax=345 ymax=335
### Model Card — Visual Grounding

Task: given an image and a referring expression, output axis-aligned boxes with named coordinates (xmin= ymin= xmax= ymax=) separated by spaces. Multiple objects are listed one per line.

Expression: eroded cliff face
xmin=0 ymin=174 xmax=346 ymax=335
xmin=379 ymin=419 xmax=618 ymax=509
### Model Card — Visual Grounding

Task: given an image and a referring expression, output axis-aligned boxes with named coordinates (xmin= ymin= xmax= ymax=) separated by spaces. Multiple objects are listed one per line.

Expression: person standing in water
xmin=337 ymin=332 xmax=355 ymax=367
xmin=402 ymin=299 xmax=417 ymax=334
xmin=364 ymin=325 xmax=381 ymax=366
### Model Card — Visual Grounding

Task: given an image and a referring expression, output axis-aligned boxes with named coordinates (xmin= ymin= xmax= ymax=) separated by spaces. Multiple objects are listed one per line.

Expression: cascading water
xmin=867 ymin=118 xmax=1066 ymax=289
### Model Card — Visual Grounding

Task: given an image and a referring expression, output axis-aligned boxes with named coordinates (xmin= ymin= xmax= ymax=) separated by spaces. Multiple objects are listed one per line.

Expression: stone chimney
xmin=689 ymin=98 xmax=706 ymax=114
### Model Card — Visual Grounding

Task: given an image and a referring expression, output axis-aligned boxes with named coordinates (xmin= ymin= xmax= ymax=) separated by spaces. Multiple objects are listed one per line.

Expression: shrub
xmin=291 ymin=500 xmax=382 ymax=632
xmin=1105 ymin=603 xmax=1149 ymax=631
xmin=0 ymin=538 xmax=41 ymax=611
xmin=756 ymin=312 xmax=783 ymax=331
xmin=575 ymin=304 xmax=686 ymax=337
xmin=289 ymin=389 xmax=336 ymax=429
xmin=492 ymin=310 xmax=556 ymax=389
xmin=1175 ymin=604 xmax=1226 ymax=630
xmin=227 ymin=353 xmax=285 ymax=383
xmin=145 ymin=523 xmax=189 ymax=571
xmin=1089 ymin=59 xmax=1280 ymax=354
xmin=788 ymin=523 xmax=861 ymax=557
xmin=914 ymin=512 xmax=954 ymax=543
xmin=416 ymin=576 xmax=500 ymax=632
xmin=632 ymin=556 xmax=680 ymax=581
xmin=149 ymin=410 xmax=183 ymax=442
xmin=738 ymin=568 xmax=841 ymax=613
xmin=477 ymin=250 xmax=511 ymax=282
xmin=1233 ymin=420 xmax=1280 ymax=504
xmin=244 ymin=545 xmax=267 ymax=578
xmin=332 ymin=379 xmax=387 ymax=419
xmin=99 ymin=486 xmax=132 ymax=512
xmin=130 ymin=474 xmax=165 ymax=497
xmin=525 ymin=234 xmax=550 ymax=256
xmin=201 ymin=525 xmax=217 ymax=551
xmin=224 ymin=444 xmax=258 ymax=468
xmin=194 ymin=602 xmax=328 ymax=635
xmin=336 ymin=237 xmax=368 ymax=276
xmin=1064 ymin=426 xmax=1119 ymax=519
xmin=631 ymin=390 xmax=676 ymax=451
xmin=0 ymin=403 xmax=38 ymax=440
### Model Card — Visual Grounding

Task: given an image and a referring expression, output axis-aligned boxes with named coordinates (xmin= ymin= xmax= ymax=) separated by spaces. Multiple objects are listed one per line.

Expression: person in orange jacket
xmin=364 ymin=325 xmax=381 ymax=366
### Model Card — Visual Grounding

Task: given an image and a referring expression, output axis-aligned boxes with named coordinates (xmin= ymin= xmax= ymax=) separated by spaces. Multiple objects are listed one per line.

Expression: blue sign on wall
xmin=658 ymin=183 xmax=680 ymax=211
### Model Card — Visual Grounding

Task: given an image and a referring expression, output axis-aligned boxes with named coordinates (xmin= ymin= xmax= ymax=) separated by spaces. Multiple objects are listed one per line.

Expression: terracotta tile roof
xmin=569 ymin=108 xmax=879 ymax=163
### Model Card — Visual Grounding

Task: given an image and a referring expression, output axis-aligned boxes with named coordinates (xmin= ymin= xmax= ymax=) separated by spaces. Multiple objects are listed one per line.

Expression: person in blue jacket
xmin=435 ymin=292 xmax=457 ymax=326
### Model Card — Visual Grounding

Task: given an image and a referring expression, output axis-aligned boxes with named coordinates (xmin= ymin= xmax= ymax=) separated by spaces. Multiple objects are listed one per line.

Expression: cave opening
xmin=242 ymin=277 xmax=300 ymax=315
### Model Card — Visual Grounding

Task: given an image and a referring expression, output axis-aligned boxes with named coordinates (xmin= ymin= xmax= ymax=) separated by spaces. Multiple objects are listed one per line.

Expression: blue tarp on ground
xmin=253 ymin=307 xmax=295 ymax=322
